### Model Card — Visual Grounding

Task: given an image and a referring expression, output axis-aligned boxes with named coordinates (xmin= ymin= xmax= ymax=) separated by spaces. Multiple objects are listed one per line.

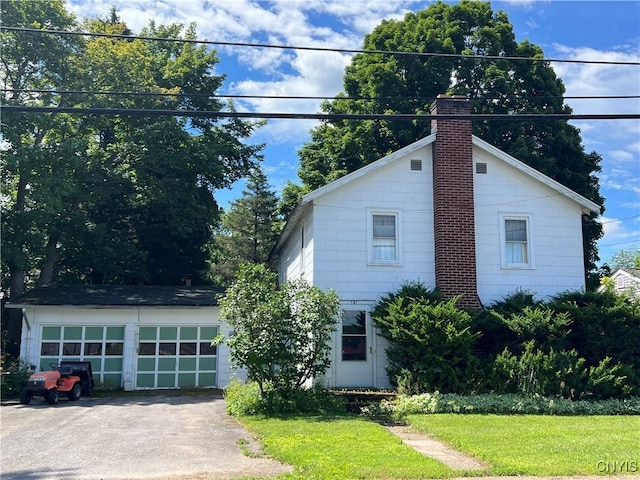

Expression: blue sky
xmin=67 ymin=0 xmax=640 ymax=265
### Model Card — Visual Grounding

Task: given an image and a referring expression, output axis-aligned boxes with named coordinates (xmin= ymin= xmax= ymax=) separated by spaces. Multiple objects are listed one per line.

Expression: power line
xmin=3 ymin=88 xmax=640 ymax=103
xmin=2 ymin=104 xmax=639 ymax=120
xmin=601 ymin=214 xmax=640 ymax=225
xmin=2 ymin=26 xmax=639 ymax=66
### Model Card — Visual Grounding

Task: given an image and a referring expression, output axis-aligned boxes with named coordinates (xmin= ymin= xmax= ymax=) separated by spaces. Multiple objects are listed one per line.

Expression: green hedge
xmin=361 ymin=392 xmax=640 ymax=419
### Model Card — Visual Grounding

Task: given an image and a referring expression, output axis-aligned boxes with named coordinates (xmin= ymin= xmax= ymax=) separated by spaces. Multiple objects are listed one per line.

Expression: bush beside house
xmin=373 ymin=283 xmax=640 ymax=400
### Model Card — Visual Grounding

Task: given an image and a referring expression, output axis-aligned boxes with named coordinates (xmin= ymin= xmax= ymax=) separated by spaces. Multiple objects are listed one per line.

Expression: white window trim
xmin=499 ymin=213 xmax=535 ymax=269
xmin=367 ymin=209 xmax=403 ymax=266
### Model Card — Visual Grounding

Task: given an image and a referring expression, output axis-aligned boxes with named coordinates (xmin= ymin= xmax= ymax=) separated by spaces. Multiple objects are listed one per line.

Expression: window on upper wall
xmin=368 ymin=210 xmax=401 ymax=265
xmin=500 ymin=214 xmax=533 ymax=268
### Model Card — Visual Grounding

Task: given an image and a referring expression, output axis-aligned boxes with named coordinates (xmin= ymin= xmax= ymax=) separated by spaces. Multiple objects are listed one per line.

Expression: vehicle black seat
xmin=58 ymin=365 xmax=74 ymax=376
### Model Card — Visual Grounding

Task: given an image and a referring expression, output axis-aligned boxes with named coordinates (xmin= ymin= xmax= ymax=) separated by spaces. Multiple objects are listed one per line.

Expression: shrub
xmin=372 ymin=281 xmax=480 ymax=394
xmin=217 ymin=264 xmax=341 ymax=398
xmin=362 ymin=392 xmax=640 ymax=421
xmin=490 ymin=342 xmax=630 ymax=399
xmin=0 ymin=355 xmax=34 ymax=399
xmin=549 ymin=290 xmax=640 ymax=392
xmin=224 ymin=378 xmax=346 ymax=416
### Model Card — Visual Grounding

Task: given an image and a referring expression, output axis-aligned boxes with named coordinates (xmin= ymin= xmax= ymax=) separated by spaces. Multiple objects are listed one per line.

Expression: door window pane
xmin=180 ymin=343 xmax=197 ymax=355
xmin=342 ymin=311 xmax=367 ymax=361
xmin=84 ymin=343 xmax=103 ymax=356
xmin=139 ymin=343 xmax=156 ymax=355
xmin=158 ymin=343 xmax=176 ymax=355
xmin=41 ymin=342 xmax=60 ymax=356
xmin=105 ymin=342 xmax=123 ymax=355
xmin=63 ymin=343 xmax=81 ymax=355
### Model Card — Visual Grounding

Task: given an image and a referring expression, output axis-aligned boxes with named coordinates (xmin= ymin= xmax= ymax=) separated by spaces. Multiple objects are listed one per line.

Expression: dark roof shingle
xmin=7 ymin=285 xmax=224 ymax=307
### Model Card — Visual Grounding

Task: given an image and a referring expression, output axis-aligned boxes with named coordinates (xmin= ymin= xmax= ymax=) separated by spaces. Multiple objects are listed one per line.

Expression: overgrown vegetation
xmin=0 ymin=354 xmax=33 ymax=399
xmin=373 ymin=282 xmax=640 ymax=399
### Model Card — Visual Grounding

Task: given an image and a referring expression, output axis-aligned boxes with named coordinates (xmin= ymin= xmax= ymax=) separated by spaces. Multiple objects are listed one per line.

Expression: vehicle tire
xmin=68 ymin=383 xmax=81 ymax=401
xmin=19 ymin=390 xmax=32 ymax=405
xmin=47 ymin=389 xmax=59 ymax=405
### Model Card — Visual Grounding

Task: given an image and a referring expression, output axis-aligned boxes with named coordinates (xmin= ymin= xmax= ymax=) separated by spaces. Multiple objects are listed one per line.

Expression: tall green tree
xmin=289 ymin=0 xmax=604 ymax=283
xmin=1 ymin=2 xmax=263 ymax=294
xmin=211 ymin=167 xmax=281 ymax=284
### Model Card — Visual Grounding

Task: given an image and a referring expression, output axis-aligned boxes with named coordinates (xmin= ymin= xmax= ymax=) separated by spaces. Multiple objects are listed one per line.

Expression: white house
xmin=272 ymin=95 xmax=601 ymax=389
xmin=7 ymin=285 xmax=239 ymax=391
xmin=602 ymin=268 xmax=640 ymax=297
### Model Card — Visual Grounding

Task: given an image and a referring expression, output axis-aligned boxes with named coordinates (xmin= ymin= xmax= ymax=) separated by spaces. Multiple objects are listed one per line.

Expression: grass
xmin=408 ymin=414 xmax=640 ymax=476
xmin=240 ymin=414 xmax=454 ymax=479
xmin=240 ymin=413 xmax=640 ymax=479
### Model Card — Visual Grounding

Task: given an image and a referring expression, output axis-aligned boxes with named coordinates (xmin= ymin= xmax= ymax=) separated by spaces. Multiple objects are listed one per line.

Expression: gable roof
xmin=610 ymin=268 xmax=640 ymax=281
xmin=274 ymin=133 xmax=601 ymax=253
xmin=6 ymin=285 xmax=224 ymax=308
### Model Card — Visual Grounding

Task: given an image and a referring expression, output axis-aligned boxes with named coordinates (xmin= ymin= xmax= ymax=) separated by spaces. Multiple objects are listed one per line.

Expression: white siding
xmin=279 ymin=207 xmax=314 ymax=284
xmin=473 ymin=147 xmax=587 ymax=304
xmin=311 ymin=147 xmax=435 ymax=301
xmin=276 ymin=138 xmax=592 ymax=388
xmin=19 ymin=306 xmax=242 ymax=390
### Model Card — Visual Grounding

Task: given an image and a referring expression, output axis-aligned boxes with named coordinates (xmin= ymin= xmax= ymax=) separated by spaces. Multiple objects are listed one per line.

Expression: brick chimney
xmin=430 ymin=94 xmax=482 ymax=309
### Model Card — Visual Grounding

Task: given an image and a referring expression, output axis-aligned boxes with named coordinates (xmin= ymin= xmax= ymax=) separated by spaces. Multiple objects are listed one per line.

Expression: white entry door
xmin=334 ymin=310 xmax=374 ymax=387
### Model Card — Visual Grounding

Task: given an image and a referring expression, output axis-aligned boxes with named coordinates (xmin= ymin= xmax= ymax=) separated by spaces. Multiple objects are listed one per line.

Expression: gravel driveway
xmin=1 ymin=393 xmax=292 ymax=480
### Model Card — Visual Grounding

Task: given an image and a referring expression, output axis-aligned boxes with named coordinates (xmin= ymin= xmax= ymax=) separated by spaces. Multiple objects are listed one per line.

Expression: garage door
xmin=136 ymin=326 xmax=218 ymax=389
xmin=39 ymin=325 xmax=125 ymax=389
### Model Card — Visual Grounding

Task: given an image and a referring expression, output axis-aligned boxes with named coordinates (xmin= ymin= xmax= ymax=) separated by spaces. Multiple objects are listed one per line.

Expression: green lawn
xmin=408 ymin=414 xmax=640 ymax=476
xmin=240 ymin=414 xmax=640 ymax=479
xmin=240 ymin=415 xmax=454 ymax=479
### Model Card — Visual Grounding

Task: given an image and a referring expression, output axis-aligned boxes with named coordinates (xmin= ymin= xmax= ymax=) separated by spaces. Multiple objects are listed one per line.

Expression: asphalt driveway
xmin=0 ymin=393 xmax=292 ymax=480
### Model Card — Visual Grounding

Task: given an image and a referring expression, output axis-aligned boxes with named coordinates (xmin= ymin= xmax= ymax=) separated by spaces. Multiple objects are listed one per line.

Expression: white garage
xmin=8 ymin=285 xmax=240 ymax=391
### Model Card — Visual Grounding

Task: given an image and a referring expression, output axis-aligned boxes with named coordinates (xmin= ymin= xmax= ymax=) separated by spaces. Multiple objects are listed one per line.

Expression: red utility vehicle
xmin=20 ymin=362 xmax=93 ymax=405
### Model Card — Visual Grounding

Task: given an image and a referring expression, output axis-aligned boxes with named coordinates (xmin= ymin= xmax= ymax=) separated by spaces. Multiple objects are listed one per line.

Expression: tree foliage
xmin=211 ymin=167 xmax=282 ymax=285
xmin=607 ymin=247 xmax=640 ymax=271
xmin=1 ymin=2 xmax=262 ymax=295
xmin=289 ymin=0 xmax=603 ymax=281
xmin=217 ymin=264 xmax=341 ymax=396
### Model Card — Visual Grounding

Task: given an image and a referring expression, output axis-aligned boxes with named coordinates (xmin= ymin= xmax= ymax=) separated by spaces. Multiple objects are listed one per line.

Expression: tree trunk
xmin=36 ymin=234 xmax=60 ymax=287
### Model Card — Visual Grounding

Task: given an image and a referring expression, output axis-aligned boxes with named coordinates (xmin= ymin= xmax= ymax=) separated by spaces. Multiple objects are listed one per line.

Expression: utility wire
xmin=3 ymin=88 xmax=640 ymax=103
xmin=601 ymin=214 xmax=640 ymax=225
xmin=2 ymin=26 xmax=639 ymax=66
xmin=2 ymin=105 xmax=639 ymax=120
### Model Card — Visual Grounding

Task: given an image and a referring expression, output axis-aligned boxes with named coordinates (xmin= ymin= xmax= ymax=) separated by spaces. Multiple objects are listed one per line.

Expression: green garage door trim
xmin=136 ymin=325 xmax=218 ymax=389
xmin=39 ymin=325 xmax=125 ymax=389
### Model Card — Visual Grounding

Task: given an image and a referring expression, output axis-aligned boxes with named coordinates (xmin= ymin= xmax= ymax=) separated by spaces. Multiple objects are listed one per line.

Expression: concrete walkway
xmin=386 ymin=425 xmax=488 ymax=471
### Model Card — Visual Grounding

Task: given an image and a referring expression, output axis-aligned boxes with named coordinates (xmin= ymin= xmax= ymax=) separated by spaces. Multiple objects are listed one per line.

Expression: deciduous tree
xmin=289 ymin=0 xmax=604 ymax=283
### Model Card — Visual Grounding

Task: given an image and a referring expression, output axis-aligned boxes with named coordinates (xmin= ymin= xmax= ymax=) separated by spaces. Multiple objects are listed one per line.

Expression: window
xmin=368 ymin=211 xmax=401 ymax=264
xmin=342 ymin=311 xmax=367 ymax=361
xmin=500 ymin=215 xmax=533 ymax=268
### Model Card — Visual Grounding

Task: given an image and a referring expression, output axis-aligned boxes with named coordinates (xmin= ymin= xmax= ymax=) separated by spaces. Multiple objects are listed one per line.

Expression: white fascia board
xmin=472 ymin=136 xmax=601 ymax=214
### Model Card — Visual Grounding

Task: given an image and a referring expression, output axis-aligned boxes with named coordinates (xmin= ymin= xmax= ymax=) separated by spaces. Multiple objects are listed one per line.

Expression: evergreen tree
xmin=212 ymin=168 xmax=281 ymax=284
